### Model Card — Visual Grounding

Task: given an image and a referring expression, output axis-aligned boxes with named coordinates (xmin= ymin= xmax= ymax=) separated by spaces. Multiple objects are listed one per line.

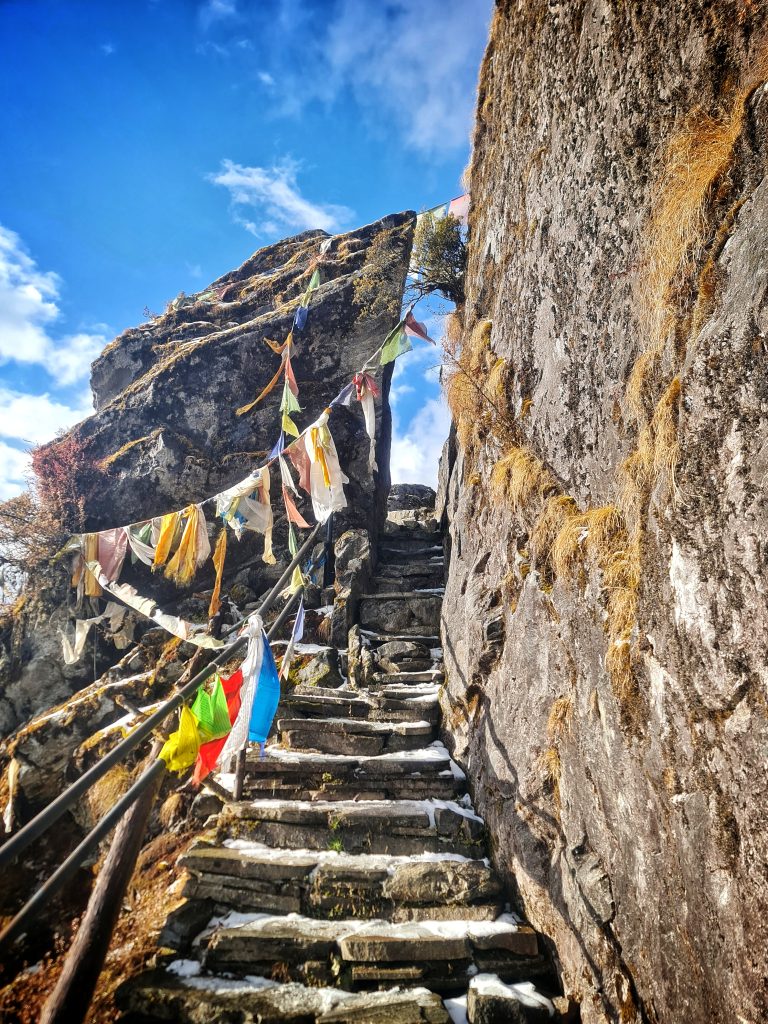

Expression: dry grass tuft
xmin=547 ymin=696 xmax=573 ymax=741
xmin=549 ymin=505 xmax=626 ymax=581
xmin=531 ymin=495 xmax=578 ymax=567
xmin=490 ymin=447 xmax=555 ymax=511
xmin=537 ymin=747 xmax=562 ymax=807
xmin=86 ymin=764 xmax=133 ymax=824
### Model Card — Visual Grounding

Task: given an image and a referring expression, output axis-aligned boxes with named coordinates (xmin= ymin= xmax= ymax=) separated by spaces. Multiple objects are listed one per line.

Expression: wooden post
xmin=234 ymin=745 xmax=246 ymax=800
xmin=39 ymin=751 xmax=165 ymax=1024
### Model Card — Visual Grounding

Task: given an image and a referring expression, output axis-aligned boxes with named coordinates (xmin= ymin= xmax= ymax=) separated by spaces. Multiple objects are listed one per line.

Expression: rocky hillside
xmin=439 ymin=3 xmax=768 ymax=1024
xmin=0 ymin=212 xmax=413 ymax=738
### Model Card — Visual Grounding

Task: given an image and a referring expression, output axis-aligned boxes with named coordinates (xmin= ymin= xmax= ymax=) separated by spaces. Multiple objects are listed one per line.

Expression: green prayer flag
xmin=288 ymin=522 xmax=299 ymax=557
xmin=191 ymin=675 xmax=231 ymax=743
xmin=308 ymin=268 xmax=320 ymax=291
xmin=279 ymin=377 xmax=302 ymax=415
xmin=380 ymin=321 xmax=412 ymax=365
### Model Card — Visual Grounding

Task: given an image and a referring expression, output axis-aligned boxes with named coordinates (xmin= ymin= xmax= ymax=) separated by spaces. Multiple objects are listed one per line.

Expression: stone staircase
xmin=116 ymin=505 xmax=567 ymax=1023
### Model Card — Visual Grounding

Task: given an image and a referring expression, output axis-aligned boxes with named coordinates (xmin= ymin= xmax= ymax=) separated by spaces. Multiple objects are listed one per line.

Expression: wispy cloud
xmin=198 ymin=0 xmax=490 ymax=156
xmin=100 ymin=42 xmax=115 ymax=56
xmin=257 ymin=69 xmax=275 ymax=86
xmin=0 ymin=225 xmax=108 ymax=386
xmin=391 ymin=396 xmax=450 ymax=488
xmin=208 ymin=158 xmax=354 ymax=236
xmin=199 ymin=0 xmax=238 ymax=31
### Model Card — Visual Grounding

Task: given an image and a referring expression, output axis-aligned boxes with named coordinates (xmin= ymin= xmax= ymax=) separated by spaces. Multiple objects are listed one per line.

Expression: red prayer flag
xmin=404 ymin=311 xmax=435 ymax=344
xmin=192 ymin=669 xmax=243 ymax=785
xmin=283 ymin=485 xmax=311 ymax=528
xmin=286 ymin=442 xmax=312 ymax=495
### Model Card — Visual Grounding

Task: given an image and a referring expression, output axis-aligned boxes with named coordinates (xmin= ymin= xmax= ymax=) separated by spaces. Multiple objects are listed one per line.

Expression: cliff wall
xmin=439 ymin=4 xmax=768 ymax=1022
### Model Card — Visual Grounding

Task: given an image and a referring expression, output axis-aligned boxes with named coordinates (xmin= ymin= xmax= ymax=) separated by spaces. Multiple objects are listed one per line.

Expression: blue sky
xmin=0 ymin=0 xmax=491 ymax=497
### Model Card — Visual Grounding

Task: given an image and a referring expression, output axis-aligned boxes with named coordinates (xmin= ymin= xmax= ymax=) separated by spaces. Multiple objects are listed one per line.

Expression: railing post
xmin=323 ymin=513 xmax=335 ymax=588
xmin=39 ymin=743 xmax=165 ymax=1024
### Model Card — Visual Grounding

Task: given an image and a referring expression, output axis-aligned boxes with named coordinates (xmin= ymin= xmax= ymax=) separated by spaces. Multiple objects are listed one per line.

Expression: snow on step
xmin=118 ymin=969 xmax=451 ymax=1023
xmin=200 ymin=911 xmax=539 ymax=979
xmin=217 ymin=797 xmax=487 ymax=858
xmin=175 ymin=841 xmax=502 ymax=923
xmin=467 ymin=973 xmax=556 ymax=1021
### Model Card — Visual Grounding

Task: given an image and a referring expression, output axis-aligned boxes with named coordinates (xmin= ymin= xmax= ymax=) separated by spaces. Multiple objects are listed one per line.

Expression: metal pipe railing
xmin=0 ymin=521 xmax=321 ymax=871
xmin=0 ymin=590 xmax=306 ymax=951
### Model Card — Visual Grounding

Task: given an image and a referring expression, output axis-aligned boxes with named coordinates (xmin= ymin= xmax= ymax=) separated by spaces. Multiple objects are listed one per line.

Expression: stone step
xmin=370 ymin=670 xmax=444 ymax=686
xmin=361 ymin=629 xmax=441 ymax=648
xmin=467 ymin=973 xmax=561 ymax=1023
xmin=282 ymin=689 xmax=441 ymax=726
xmin=118 ymin=970 xmax=451 ymax=1023
xmin=277 ymin=716 xmax=436 ymax=756
xmin=236 ymin=744 xmax=463 ymax=801
xmin=369 ymin=567 xmax=445 ymax=594
xmin=358 ymin=594 xmax=443 ymax=638
xmin=216 ymin=798 xmax=487 ymax=858
xmin=171 ymin=843 xmax=502 ymax=925
xmin=200 ymin=912 xmax=545 ymax=995
xmin=378 ymin=531 xmax=442 ymax=550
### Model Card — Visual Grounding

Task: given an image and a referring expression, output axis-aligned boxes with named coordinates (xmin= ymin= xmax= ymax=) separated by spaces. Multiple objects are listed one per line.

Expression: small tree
xmin=0 ymin=490 xmax=64 ymax=601
xmin=409 ymin=212 xmax=466 ymax=305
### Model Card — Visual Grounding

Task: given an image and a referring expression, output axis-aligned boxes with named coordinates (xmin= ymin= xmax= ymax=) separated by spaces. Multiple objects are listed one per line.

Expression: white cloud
xmin=265 ymin=0 xmax=489 ymax=155
xmin=0 ymin=387 xmax=93 ymax=447
xmin=390 ymin=396 xmax=450 ymax=488
xmin=257 ymin=69 xmax=275 ymax=86
xmin=0 ymin=225 xmax=108 ymax=386
xmin=100 ymin=42 xmax=115 ymax=56
xmin=208 ymin=158 xmax=354 ymax=236
xmin=0 ymin=442 xmax=31 ymax=500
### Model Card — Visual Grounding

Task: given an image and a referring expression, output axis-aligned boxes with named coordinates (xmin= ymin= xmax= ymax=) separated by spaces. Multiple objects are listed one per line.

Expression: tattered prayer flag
xmin=379 ymin=321 xmax=412 ymax=365
xmin=285 ymin=355 xmax=299 ymax=397
xmin=269 ymin=431 xmax=286 ymax=461
xmin=165 ymin=505 xmax=211 ymax=586
xmin=288 ymin=521 xmax=299 ymax=557
xmin=193 ymin=669 xmax=243 ymax=785
xmin=353 ymin=373 xmax=379 ymax=472
xmin=280 ymin=377 xmax=301 ymax=415
xmin=153 ymin=513 xmax=180 ymax=569
xmin=83 ymin=533 xmax=103 ymax=597
xmin=448 ymin=193 xmax=470 ymax=225
xmin=159 ymin=705 xmax=201 ymax=774
xmin=236 ymin=360 xmax=285 ymax=417
xmin=287 ymin=441 xmax=312 ymax=494
xmin=294 ymin=305 xmax=308 ymax=331
xmin=208 ymin=528 xmax=227 ymax=619
xmin=282 ymin=411 xmax=301 ymax=438
xmin=283 ymin=485 xmax=311 ymax=528
xmin=97 ymin=528 xmax=128 ymax=582
xmin=191 ymin=675 xmax=231 ymax=743
xmin=280 ymin=598 xmax=305 ymax=680
xmin=248 ymin=637 xmax=282 ymax=748
xmin=405 ymin=311 xmax=436 ymax=344
xmin=331 ymin=381 xmax=355 ymax=407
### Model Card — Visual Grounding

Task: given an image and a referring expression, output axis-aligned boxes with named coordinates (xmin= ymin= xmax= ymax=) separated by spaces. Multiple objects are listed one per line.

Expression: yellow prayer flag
xmin=208 ymin=528 xmax=227 ymax=618
xmin=158 ymin=705 xmax=201 ymax=773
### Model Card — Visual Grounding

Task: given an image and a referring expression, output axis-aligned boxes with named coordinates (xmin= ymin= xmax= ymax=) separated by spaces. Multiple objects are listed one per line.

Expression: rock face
xmin=0 ymin=213 xmax=413 ymax=739
xmin=41 ymin=212 xmax=414 ymax=532
xmin=440 ymin=4 xmax=768 ymax=1024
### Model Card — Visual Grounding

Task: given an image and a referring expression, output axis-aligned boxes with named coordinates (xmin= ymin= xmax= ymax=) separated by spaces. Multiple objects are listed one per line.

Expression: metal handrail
xmin=0 ymin=521 xmax=322 ymax=871
xmin=0 ymin=588 xmax=304 ymax=951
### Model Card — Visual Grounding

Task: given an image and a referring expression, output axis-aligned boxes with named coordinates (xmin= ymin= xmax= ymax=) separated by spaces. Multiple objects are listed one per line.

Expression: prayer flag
xmin=248 ymin=636 xmax=282 ymax=749
xmin=193 ymin=669 xmax=243 ymax=785
xmin=280 ymin=598 xmax=305 ymax=680
xmin=269 ymin=431 xmax=286 ymax=461
xmin=448 ymin=193 xmax=470 ymax=225
xmin=208 ymin=528 xmax=227 ymax=618
xmin=294 ymin=305 xmax=308 ymax=331
xmin=159 ymin=705 xmax=201 ymax=774
xmin=405 ymin=311 xmax=436 ymax=344
xmin=191 ymin=675 xmax=232 ymax=743
xmin=380 ymin=321 xmax=412 ymax=365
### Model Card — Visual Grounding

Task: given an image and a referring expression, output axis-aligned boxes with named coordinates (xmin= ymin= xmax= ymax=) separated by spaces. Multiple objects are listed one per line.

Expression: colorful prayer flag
xmin=248 ymin=636 xmax=281 ymax=749
xmin=159 ymin=705 xmax=201 ymax=774
xmin=380 ymin=321 xmax=412 ymax=365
